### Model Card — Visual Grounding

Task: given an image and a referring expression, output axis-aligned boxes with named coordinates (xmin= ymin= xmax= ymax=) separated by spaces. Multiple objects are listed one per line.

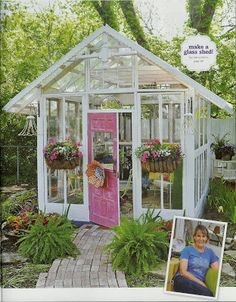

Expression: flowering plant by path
xmin=44 ymin=138 xmax=83 ymax=162
xmin=135 ymin=139 xmax=183 ymax=163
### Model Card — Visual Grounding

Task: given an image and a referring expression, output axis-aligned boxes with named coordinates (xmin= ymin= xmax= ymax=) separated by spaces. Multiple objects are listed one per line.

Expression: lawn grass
xmin=1 ymin=263 xmax=50 ymax=288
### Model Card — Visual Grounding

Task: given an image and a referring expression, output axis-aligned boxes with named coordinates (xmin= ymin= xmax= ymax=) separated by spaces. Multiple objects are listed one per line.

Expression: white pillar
xmin=37 ymin=91 xmax=46 ymax=212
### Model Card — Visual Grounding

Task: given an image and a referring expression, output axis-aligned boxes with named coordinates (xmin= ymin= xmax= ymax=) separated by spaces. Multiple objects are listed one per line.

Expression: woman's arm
xmin=211 ymin=261 xmax=219 ymax=270
xmin=179 ymin=259 xmax=207 ymax=288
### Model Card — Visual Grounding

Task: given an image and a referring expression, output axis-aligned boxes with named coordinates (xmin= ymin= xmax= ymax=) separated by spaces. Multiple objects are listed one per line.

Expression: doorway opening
xmin=119 ymin=112 xmax=133 ymax=219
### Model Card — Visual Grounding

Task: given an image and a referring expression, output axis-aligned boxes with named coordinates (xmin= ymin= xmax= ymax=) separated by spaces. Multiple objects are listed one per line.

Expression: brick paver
xmin=36 ymin=224 xmax=127 ymax=288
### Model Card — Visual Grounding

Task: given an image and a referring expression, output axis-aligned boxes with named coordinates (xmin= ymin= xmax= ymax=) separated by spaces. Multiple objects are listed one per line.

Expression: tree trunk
xmin=188 ymin=0 xmax=219 ymax=34
xmin=119 ymin=0 xmax=149 ymax=49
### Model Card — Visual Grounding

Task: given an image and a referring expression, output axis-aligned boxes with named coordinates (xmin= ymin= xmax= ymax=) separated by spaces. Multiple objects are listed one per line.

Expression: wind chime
xmin=18 ymin=104 xmax=37 ymax=136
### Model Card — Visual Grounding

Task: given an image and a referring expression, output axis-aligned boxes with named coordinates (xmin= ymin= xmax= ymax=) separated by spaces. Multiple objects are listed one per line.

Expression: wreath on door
xmin=86 ymin=160 xmax=105 ymax=188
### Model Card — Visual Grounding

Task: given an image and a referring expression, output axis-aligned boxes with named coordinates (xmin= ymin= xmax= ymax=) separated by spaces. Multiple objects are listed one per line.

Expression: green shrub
xmin=17 ymin=213 xmax=79 ymax=264
xmin=207 ymin=178 xmax=236 ymax=223
xmin=1 ymin=190 xmax=38 ymax=222
xmin=106 ymin=217 xmax=169 ymax=276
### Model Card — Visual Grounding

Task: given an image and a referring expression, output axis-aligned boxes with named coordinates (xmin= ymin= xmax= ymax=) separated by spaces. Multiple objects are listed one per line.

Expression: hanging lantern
xmin=18 ymin=115 xmax=37 ymax=136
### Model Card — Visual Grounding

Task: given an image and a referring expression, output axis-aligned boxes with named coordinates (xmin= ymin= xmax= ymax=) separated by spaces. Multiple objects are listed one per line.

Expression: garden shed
xmin=4 ymin=25 xmax=233 ymax=227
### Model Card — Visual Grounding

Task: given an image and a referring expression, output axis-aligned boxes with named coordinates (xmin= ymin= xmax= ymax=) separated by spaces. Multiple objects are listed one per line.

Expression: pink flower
xmin=140 ymin=155 xmax=147 ymax=162
xmin=77 ymin=151 xmax=83 ymax=157
xmin=143 ymin=151 xmax=150 ymax=157
xmin=49 ymin=137 xmax=57 ymax=144
xmin=50 ymin=151 xmax=58 ymax=161
xmin=153 ymin=139 xmax=160 ymax=145
xmin=151 ymin=150 xmax=159 ymax=158
xmin=76 ymin=142 xmax=81 ymax=147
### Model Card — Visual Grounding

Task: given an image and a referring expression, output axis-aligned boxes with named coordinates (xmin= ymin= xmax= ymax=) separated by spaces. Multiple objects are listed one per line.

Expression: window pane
xmin=65 ymin=99 xmax=82 ymax=143
xmin=47 ymin=99 xmax=62 ymax=142
xmin=93 ymin=131 xmax=114 ymax=169
xmin=142 ymin=171 xmax=161 ymax=208
xmin=67 ymin=169 xmax=83 ymax=204
xmin=48 ymin=170 xmax=64 ymax=203
xmin=65 ymin=98 xmax=83 ymax=204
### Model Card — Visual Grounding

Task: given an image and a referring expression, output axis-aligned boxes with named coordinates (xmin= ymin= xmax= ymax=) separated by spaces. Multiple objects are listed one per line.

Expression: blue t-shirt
xmin=178 ymin=246 xmax=219 ymax=282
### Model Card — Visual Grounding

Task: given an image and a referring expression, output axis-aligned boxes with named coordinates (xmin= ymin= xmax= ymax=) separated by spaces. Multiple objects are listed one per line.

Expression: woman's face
xmin=193 ymin=229 xmax=208 ymax=248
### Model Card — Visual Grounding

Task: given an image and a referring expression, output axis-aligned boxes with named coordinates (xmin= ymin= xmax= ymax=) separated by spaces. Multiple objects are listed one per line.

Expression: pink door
xmin=88 ymin=113 xmax=119 ymax=227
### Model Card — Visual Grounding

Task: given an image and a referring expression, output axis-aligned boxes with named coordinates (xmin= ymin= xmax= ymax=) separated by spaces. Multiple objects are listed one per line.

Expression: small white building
xmin=4 ymin=25 xmax=233 ymax=227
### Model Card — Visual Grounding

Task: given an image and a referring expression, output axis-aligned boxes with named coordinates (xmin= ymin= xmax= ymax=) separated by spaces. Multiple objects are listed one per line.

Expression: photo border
xmin=164 ymin=216 xmax=228 ymax=300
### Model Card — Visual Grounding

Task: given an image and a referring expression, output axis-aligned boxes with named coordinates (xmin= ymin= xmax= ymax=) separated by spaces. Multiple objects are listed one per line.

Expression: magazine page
xmin=1 ymin=0 xmax=235 ymax=301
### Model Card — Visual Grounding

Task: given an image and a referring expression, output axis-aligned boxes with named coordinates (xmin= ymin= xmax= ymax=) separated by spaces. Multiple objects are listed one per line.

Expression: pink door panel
xmin=88 ymin=113 xmax=119 ymax=227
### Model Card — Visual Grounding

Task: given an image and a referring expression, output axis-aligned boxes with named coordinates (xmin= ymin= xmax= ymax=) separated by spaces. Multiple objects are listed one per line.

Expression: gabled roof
xmin=3 ymin=25 xmax=233 ymax=114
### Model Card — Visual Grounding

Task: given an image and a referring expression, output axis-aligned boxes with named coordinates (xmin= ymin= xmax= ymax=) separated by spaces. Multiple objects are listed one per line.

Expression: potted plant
xmin=210 ymin=134 xmax=230 ymax=159
xmin=135 ymin=139 xmax=183 ymax=173
xmin=219 ymin=144 xmax=235 ymax=160
xmin=44 ymin=138 xmax=83 ymax=170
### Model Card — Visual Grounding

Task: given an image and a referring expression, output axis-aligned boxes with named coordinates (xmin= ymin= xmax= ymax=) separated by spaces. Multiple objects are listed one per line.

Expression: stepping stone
xmin=1 ymin=253 xmax=27 ymax=264
xmin=222 ymin=263 xmax=235 ymax=278
xmin=225 ymin=250 xmax=236 ymax=259
xmin=36 ymin=273 xmax=48 ymax=288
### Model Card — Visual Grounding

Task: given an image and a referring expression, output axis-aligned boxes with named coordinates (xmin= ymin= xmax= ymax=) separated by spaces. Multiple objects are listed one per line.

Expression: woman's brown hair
xmin=193 ymin=224 xmax=209 ymax=239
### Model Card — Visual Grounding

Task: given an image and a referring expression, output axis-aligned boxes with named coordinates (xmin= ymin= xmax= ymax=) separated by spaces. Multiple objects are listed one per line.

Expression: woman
xmin=173 ymin=224 xmax=219 ymax=297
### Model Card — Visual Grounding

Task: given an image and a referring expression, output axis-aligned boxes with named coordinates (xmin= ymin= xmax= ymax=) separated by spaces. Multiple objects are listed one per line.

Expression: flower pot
xmin=215 ymin=151 xmax=222 ymax=160
xmin=45 ymin=157 xmax=81 ymax=170
xmin=141 ymin=159 xmax=180 ymax=173
xmin=221 ymin=153 xmax=232 ymax=161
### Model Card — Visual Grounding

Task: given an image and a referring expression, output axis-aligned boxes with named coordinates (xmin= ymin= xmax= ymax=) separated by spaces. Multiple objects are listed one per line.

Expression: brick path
xmin=36 ymin=224 xmax=127 ymax=288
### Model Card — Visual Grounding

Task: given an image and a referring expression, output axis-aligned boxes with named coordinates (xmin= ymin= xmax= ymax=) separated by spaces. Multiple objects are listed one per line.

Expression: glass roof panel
xmin=138 ymin=55 xmax=187 ymax=89
xmin=43 ymin=60 xmax=85 ymax=93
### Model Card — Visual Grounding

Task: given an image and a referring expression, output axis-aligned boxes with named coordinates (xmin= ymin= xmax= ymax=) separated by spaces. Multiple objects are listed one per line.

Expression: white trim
xmin=134 ymin=93 xmax=142 ymax=219
xmin=3 ymin=25 xmax=233 ymax=114
xmin=37 ymin=91 xmax=45 ymax=212
xmin=83 ymin=94 xmax=89 ymax=220
xmin=116 ymin=112 xmax=120 ymax=225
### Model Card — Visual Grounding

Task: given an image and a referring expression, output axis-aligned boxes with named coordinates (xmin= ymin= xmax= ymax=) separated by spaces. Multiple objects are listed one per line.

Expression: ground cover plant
xmin=1 ymin=190 xmax=38 ymax=222
xmin=106 ymin=210 xmax=169 ymax=276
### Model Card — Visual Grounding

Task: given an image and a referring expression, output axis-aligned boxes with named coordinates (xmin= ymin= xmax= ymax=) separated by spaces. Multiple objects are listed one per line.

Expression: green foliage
xmin=17 ymin=213 xmax=79 ymax=264
xmin=171 ymin=161 xmax=183 ymax=209
xmin=139 ymin=208 xmax=162 ymax=224
xmin=105 ymin=217 xmax=169 ymax=276
xmin=1 ymin=190 xmax=37 ymax=222
xmin=207 ymin=178 xmax=236 ymax=223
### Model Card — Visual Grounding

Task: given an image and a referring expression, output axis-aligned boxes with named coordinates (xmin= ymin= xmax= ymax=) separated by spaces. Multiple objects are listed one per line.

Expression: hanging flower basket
xmin=44 ymin=139 xmax=83 ymax=170
xmin=86 ymin=160 xmax=105 ymax=188
xmin=141 ymin=159 xmax=181 ymax=173
xmin=135 ymin=139 xmax=183 ymax=174
xmin=45 ymin=157 xmax=81 ymax=170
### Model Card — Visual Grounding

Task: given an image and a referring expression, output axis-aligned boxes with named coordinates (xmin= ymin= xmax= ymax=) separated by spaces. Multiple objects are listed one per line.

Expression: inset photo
xmin=164 ymin=216 xmax=227 ymax=300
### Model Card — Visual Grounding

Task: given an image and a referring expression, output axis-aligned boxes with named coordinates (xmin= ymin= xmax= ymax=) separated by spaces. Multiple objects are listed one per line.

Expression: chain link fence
xmin=0 ymin=145 xmax=37 ymax=186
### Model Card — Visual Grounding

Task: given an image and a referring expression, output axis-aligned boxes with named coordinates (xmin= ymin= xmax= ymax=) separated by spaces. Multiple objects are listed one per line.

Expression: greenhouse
xmin=4 ymin=25 xmax=233 ymax=227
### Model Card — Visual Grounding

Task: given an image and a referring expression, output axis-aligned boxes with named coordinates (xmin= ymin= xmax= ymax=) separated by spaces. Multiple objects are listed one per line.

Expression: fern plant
xmin=17 ymin=214 xmax=78 ymax=264
xmin=105 ymin=218 xmax=169 ymax=276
